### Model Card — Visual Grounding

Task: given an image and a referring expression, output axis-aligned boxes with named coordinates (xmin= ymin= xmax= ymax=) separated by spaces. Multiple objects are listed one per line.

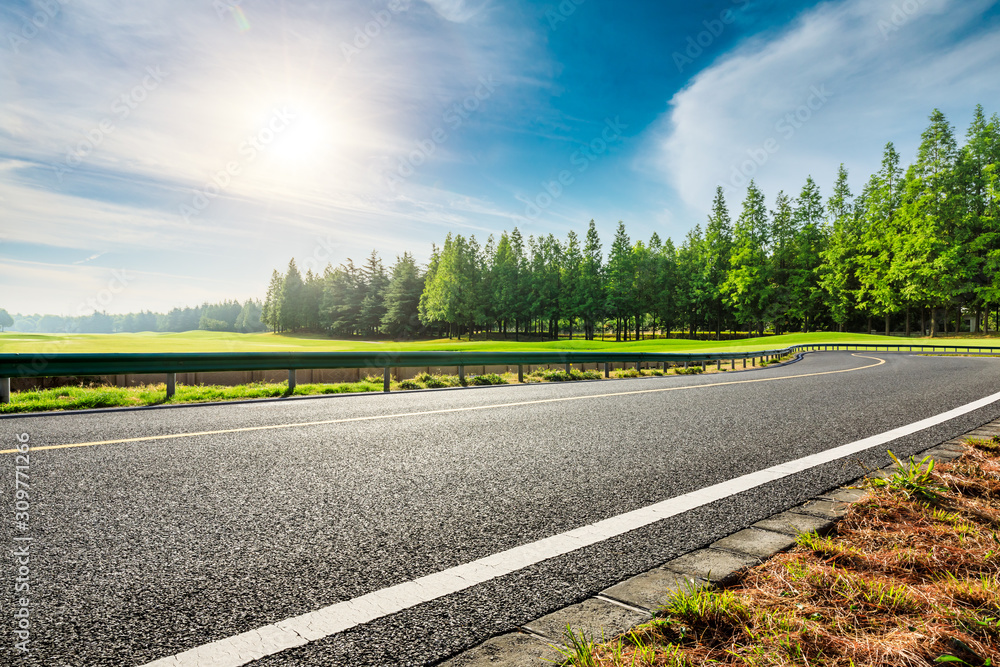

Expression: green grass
xmin=3 ymin=330 xmax=994 ymax=355
xmin=0 ymin=380 xmax=388 ymax=413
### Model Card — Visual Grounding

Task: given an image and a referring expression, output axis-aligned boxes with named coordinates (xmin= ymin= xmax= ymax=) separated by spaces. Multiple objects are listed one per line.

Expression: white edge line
xmin=140 ymin=387 xmax=1000 ymax=667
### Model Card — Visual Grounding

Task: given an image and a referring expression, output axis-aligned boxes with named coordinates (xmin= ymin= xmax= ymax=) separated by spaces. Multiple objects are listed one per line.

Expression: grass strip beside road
xmin=0 ymin=358 xmax=796 ymax=414
xmin=560 ymin=440 xmax=1000 ymax=667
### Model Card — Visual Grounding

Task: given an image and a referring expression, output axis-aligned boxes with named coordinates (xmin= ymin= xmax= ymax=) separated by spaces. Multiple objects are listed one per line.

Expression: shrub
xmin=469 ymin=373 xmax=507 ymax=386
xmin=397 ymin=379 xmax=422 ymax=390
xmin=675 ymin=366 xmax=704 ymax=375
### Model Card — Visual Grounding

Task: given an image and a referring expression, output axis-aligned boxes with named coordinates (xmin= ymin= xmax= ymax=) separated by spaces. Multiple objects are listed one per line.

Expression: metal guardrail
xmin=1 ymin=342 xmax=998 ymax=403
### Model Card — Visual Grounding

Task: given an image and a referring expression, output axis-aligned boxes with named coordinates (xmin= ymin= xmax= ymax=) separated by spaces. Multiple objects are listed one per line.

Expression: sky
xmin=2 ymin=0 xmax=1000 ymax=317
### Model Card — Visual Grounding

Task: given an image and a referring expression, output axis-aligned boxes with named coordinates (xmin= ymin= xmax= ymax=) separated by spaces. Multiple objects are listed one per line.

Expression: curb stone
xmin=435 ymin=418 xmax=989 ymax=666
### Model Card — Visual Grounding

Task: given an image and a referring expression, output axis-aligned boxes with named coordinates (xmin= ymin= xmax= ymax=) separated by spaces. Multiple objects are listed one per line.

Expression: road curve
xmin=3 ymin=352 xmax=1000 ymax=666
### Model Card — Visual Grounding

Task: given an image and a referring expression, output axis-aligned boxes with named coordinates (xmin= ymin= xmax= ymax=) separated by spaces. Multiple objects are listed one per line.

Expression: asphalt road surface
xmin=3 ymin=352 xmax=1000 ymax=666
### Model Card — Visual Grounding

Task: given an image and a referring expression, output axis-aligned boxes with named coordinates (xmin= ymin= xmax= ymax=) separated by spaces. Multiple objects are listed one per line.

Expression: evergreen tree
xmin=261 ymin=270 xmax=284 ymax=332
xmin=703 ymin=187 xmax=733 ymax=339
xmin=579 ymin=220 xmax=605 ymax=339
xmin=381 ymin=253 xmax=425 ymax=338
xmin=279 ymin=259 xmax=305 ymax=331
xmin=819 ymin=164 xmax=858 ymax=331
xmin=605 ymin=221 xmax=634 ymax=340
xmin=724 ymin=180 xmax=771 ymax=335
xmin=791 ymin=176 xmax=827 ymax=332
xmin=359 ymin=251 xmax=388 ymax=335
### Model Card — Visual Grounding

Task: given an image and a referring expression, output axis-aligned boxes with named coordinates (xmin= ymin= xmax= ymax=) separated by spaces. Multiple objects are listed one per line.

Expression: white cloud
xmin=422 ymin=0 xmax=489 ymax=23
xmin=650 ymin=0 xmax=1000 ymax=213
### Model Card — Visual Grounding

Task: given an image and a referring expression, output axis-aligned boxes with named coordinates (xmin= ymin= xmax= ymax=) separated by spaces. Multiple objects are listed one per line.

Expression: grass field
xmin=3 ymin=330 xmax=998 ymax=354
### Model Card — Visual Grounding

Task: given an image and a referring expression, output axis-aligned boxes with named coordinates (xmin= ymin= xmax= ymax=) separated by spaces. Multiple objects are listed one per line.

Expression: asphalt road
xmin=3 ymin=352 xmax=1000 ymax=666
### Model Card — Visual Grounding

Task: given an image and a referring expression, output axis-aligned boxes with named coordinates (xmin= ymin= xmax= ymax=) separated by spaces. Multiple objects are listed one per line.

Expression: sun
xmin=267 ymin=109 xmax=332 ymax=166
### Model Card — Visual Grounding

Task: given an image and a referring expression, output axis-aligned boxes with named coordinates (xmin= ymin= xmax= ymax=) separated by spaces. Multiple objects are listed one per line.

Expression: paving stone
xmin=522 ymin=598 xmax=651 ymax=642
xmin=921 ymin=446 xmax=963 ymax=463
xmin=664 ymin=548 xmax=758 ymax=586
xmin=601 ymin=568 xmax=701 ymax=612
xmin=818 ymin=487 xmax=867 ymax=503
xmin=752 ymin=511 xmax=834 ymax=537
xmin=797 ymin=499 xmax=852 ymax=520
xmin=711 ymin=528 xmax=797 ymax=560
xmin=438 ymin=632 xmax=561 ymax=666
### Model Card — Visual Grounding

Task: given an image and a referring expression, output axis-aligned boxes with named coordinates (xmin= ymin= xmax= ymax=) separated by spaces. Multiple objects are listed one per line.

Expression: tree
xmin=381 ymin=253 xmax=425 ymax=338
xmin=560 ymin=230 xmax=584 ymax=338
xmin=278 ymin=259 xmax=305 ymax=331
xmin=895 ymin=111 xmax=962 ymax=336
xmin=359 ymin=251 xmax=389 ymax=335
xmin=261 ymin=270 xmax=284 ymax=332
xmin=724 ymin=180 xmax=771 ymax=335
xmin=819 ymin=164 xmax=858 ymax=331
xmin=790 ymin=176 xmax=827 ymax=332
xmin=0 ymin=309 xmax=13 ymax=332
xmin=769 ymin=190 xmax=797 ymax=334
xmin=605 ymin=221 xmax=634 ymax=341
xmin=703 ymin=187 xmax=733 ymax=338
xmin=579 ymin=221 xmax=605 ymax=339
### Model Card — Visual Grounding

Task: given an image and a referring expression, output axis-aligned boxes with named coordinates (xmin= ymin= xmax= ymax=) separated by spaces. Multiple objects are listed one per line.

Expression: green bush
xmin=423 ymin=374 xmax=456 ymax=388
xmin=397 ymin=379 xmax=422 ymax=390
xmin=469 ymin=373 xmax=507 ymax=386
xmin=616 ymin=368 xmax=641 ymax=378
xmin=675 ymin=366 xmax=704 ymax=375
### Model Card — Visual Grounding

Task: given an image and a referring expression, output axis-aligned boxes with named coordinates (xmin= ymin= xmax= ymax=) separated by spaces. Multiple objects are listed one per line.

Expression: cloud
xmin=422 ymin=0 xmax=489 ymax=23
xmin=650 ymin=0 xmax=1000 ymax=213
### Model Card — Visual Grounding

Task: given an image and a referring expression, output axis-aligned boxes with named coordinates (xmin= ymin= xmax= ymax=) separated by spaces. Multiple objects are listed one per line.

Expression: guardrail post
xmin=166 ymin=373 xmax=175 ymax=399
xmin=742 ymin=358 xmax=746 ymax=369
xmin=661 ymin=361 xmax=666 ymax=372
xmin=1 ymin=377 xmax=9 ymax=404
xmin=459 ymin=366 xmax=465 ymax=384
xmin=716 ymin=360 xmax=720 ymax=371
xmin=730 ymin=359 xmax=734 ymax=370
xmin=635 ymin=361 xmax=641 ymax=372
xmin=383 ymin=367 xmax=391 ymax=393
xmin=288 ymin=369 xmax=296 ymax=392
xmin=701 ymin=360 xmax=706 ymax=371
xmin=518 ymin=365 xmax=524 ymax=383
xmin=603 ymin=362 xmax=609 ymax=378
xmin=565 ymin=362 xmax=571 ymax=374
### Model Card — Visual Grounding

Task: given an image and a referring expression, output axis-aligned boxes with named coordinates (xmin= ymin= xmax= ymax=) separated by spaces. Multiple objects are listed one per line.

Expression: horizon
xmin=3 ymin=0 xmax=1000 ymax=317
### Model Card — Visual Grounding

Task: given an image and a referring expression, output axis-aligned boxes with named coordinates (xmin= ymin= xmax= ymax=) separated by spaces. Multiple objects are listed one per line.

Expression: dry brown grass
xmin=568 ymin=438 xmax=1000 ymax=667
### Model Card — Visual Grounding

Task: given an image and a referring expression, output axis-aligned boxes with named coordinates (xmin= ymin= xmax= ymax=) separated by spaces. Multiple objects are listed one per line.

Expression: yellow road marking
xmin=3 ymin=354 xmax=886 ymax=455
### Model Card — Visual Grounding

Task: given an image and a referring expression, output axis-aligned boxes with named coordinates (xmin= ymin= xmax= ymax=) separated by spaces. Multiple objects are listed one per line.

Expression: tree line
xmin=6 ymin=300 xmax=266 ymax=334
xmin=261 ymin=106 xmax=1000 ymax=341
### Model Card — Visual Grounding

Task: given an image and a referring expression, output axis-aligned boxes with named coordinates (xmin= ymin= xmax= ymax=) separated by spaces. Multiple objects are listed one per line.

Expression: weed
xmin=469 ymin=373 xmax=507 ymax=386
xmin=397 ymin=379 xmax=421 ymax=390
xmin=867 ymin=450 xmax=946 ymax=501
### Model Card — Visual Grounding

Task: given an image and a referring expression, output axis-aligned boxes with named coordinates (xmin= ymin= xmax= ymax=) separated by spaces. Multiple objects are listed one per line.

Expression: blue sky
xmin=2 ymin=0 xmax=999 ymax=316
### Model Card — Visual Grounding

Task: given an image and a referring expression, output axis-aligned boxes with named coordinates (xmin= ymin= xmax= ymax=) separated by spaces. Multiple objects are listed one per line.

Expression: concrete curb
xmin=436 ymin=419 xmax=999 ymax=666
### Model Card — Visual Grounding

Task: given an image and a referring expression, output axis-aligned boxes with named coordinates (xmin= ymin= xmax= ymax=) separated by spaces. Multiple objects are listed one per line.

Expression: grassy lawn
xmin=558 ymin=441 xmax=1000 ymax=667
xmin=3 ymin=330 xmax=998 ymax=354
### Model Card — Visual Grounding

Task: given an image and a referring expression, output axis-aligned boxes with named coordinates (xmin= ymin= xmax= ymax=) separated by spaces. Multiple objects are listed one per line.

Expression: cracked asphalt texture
xmin=3 ymin=352 xmax=1000 ymax=666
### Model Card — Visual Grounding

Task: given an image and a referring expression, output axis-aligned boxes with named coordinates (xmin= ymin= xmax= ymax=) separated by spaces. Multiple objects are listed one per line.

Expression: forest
xmin=260 ymin=106 xmax=1000 ymax=341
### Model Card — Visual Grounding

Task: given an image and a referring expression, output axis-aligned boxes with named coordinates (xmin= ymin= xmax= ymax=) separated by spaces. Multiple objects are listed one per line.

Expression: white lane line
xmin=141 ymin=378 xmax=1000 ymax=667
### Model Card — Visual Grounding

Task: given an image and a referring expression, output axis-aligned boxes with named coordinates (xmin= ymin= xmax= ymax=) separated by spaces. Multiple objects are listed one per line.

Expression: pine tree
xmin=261 ymin=270 xmax=284 ymax=332
xmin=703 ymin=187 xmax=733 ymax=339
xmin=579 ymin=220 xmax=605 ymax=340
xmin=605 ymin=221 xmax=634 ymax=341
xmin=381 ymin=253 xmax=425 ymax=338
xmin=724 ymin=180 xmax=771 ymax=335
xmin=819 ymin=164 xmax=858 ymax=331
xmin=791 ymin=176 xmax=827 ymax=332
